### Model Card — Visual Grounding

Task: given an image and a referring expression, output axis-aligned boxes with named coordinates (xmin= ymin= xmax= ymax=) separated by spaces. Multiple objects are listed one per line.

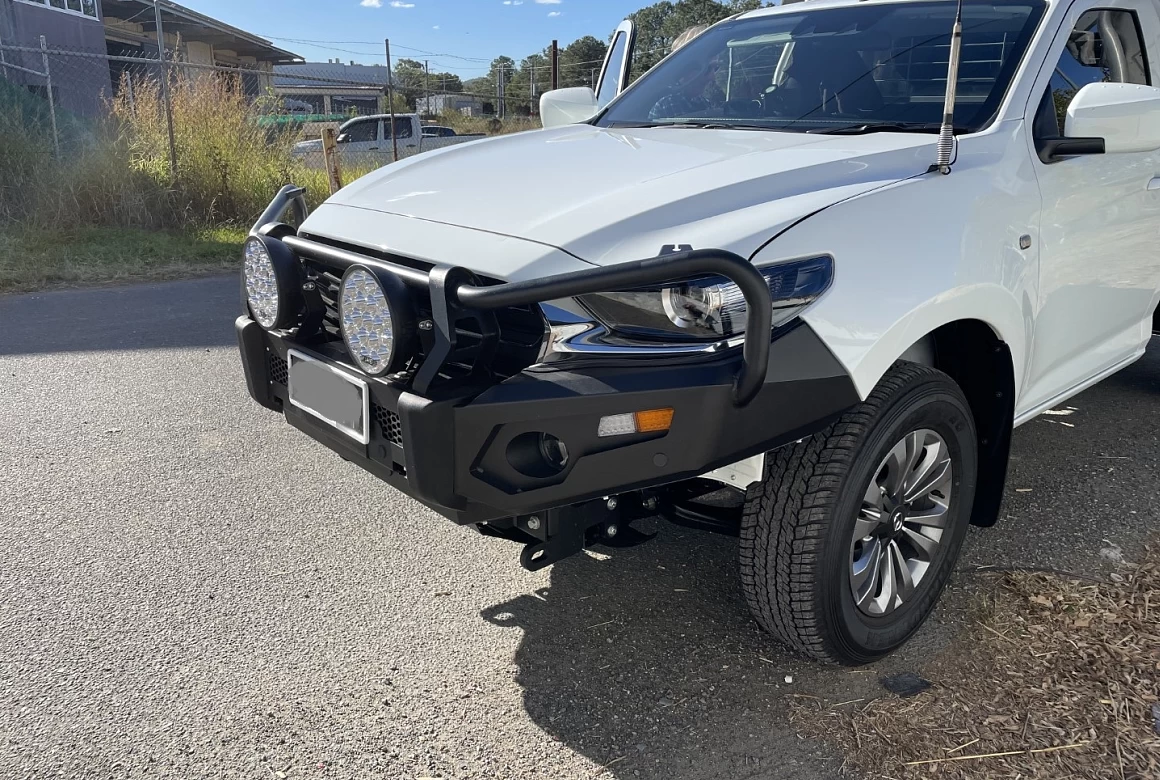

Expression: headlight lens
xmin=340 ymin=267 xmax=397 ymax=375
xmin=579 ymin=255 xmax=833 ymax=341
xmin=244 ymin=237 xmax=279 ymax=328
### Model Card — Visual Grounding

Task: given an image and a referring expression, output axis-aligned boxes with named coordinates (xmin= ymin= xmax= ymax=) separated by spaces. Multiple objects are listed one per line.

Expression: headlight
xmin=339 ymin=265 xmax=416 ymax=376
xmin=579 ymin=255 xmax=833 ymax=341
xmin=243 ymin=236 xmax=301 ymax=330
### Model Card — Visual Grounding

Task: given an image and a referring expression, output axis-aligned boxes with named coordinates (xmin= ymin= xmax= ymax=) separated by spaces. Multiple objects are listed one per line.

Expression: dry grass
xmin=0 ymin=226 xmax=243 ymax=294
xmin=792 ymin=548 xmax=1160 ymax=779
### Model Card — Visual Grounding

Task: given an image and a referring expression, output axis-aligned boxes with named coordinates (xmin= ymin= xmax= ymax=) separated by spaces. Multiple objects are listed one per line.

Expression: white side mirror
xmin=1065 ymin=82 xmax=1160 ymax=153
xmin=540 ymin=87 xmax=599 ymax=129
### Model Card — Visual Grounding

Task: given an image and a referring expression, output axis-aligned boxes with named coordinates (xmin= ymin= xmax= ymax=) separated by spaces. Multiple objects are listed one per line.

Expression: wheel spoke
xmin=901 ymin=527 xmax=940 ymax=562
xmin=889 ymin=540 xmax=915 ymax=602
xmin=905 ymin=500 xmax=949 ymax=529
xmin=904 ymin=439 xmax=951 ymax=503
xmin=875 ymin=544 xmax=896 ymax=613
xmin=884 ymin=432 xmax=922 ymax=498
xmin=851 ymin=539 xmax=882 ymax=604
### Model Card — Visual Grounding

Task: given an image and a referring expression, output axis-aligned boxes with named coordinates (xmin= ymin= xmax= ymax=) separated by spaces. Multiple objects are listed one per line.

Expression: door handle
xmin=368 ymin=146 xmax=380 ymax=150
xmin=1148 ymin=176 xmax=1160 ymax=190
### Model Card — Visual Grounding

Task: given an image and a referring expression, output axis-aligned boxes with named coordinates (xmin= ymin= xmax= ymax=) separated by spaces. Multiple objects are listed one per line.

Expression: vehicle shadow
xmin=480 ymin=520 xmax=943 ymax=780
xmin=0 ymin=275 xmax=239 ymax=356
xmin=477 ymin=348 xmax=1160 ymax=779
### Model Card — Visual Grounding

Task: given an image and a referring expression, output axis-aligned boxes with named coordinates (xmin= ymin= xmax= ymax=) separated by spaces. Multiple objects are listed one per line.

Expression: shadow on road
xmin=481 ymin=525 xmax=877 ymax=780
xmin=0 ymin=275 xmax=239 ymax=355
xmin=477 ymin=347 xmax=1160 ymax=780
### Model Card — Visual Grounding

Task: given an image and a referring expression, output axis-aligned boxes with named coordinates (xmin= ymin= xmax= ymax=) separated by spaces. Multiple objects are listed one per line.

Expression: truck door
xmin=1022 ymin=0 xmax=1160 ymax=411
xmin=594 ymin=20 xmax=637 ymax=108
xmin=337 ymin=117 xmax=381 ymax=170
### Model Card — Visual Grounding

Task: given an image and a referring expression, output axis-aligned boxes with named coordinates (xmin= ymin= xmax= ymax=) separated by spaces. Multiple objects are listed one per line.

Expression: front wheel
xmin=739 ymin=361 xmax=978 ymax=664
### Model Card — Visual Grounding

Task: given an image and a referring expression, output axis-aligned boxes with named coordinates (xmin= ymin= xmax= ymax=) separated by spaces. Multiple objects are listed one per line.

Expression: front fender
xmin=759 ymin=122 xmax=1038 ymax=402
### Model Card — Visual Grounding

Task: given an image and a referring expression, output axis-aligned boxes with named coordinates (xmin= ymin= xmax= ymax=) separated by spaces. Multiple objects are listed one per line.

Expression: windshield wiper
xmin=606 ymin=120 xmax=778 ymax=131
xmin=807 ymin=122 xmax=966 ymax=135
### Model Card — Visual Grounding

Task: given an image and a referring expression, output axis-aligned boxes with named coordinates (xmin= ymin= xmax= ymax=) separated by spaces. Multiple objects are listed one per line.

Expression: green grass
xmin=0 ymin=226 xmax=245 ymax=294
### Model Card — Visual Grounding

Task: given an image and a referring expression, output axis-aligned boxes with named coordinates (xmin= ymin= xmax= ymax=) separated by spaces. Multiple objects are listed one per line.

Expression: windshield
xmin=597 ymin=0 xmax=1045 ymax=134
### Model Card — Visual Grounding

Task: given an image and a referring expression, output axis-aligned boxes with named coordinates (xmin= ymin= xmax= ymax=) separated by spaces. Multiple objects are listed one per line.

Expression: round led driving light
xmin=339 ymin=265 xmax=416 ymax=376
xmin=244 ymin=237 xmax=280 ymax=328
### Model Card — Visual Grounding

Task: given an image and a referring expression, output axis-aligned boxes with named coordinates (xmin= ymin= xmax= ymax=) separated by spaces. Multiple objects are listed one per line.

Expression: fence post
xmin=424 ymin=59 xmax=430 ymax=119
xmin=322 ymin=127 xmax=343 ymax=195
xmin=125 ymin=71 xmax=136 ymax=114
xmin=0 ymin=29 xmax=10 ymax=82
xmin=384 ymin=38 xmax=398 ymax=163
xmin=153 ymin=0 xmax=179 ymax=180
xmin=39 ymin=36 xmax=60 ymax=158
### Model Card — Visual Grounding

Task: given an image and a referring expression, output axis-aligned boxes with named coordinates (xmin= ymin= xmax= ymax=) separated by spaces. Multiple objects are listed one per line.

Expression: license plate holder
xmin=287 ymin=349 xmax=370 ymax=445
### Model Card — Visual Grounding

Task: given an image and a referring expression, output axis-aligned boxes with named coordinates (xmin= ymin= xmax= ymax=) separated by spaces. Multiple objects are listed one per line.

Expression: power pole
xmin=384 ymin=38 xmax=399 ymax=162
xmin=530 ymin=64 xmax=535 ymax=115
xmin=497 ymin=65 xmax=504 ymax=119
xmin=550 ymin=39 xmax=558 ymax=90
xmin=424 ymin=59 xmax=430 ymax=118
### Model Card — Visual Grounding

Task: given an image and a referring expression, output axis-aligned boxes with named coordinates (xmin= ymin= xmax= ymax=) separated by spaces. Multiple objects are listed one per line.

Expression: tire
xmin=739 ymin=361 xmax=978 ymax=664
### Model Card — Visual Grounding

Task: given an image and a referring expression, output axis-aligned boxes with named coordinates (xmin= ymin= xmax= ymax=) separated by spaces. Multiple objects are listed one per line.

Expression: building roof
xmin=101 ymin=0 xmax=301 ymax=63
xmin=274 ymin=62 xmax=391 ymax=88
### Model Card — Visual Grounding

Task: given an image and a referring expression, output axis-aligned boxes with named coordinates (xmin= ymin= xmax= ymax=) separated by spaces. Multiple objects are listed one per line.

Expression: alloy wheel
xmin=849 ymin=429 xmax=953 ymax=617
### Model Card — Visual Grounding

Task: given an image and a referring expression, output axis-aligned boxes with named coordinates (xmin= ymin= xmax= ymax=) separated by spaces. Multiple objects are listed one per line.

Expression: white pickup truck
xmin=239 ymin=0 xmax=1160 ymax=665
xmin=291 ymin=113 xmax=483 ymax=168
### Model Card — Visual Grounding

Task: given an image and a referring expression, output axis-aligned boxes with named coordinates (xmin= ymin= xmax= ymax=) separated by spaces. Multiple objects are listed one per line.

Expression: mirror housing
xmin=540 ymin=87 xmax=599 ymax=129
xmin=1066 ymin=82 xmax=1160 ymax=153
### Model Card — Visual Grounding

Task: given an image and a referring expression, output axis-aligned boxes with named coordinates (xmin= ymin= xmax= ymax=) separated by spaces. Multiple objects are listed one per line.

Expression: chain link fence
xmin=0 ymin=38 xmax=540 ymax=179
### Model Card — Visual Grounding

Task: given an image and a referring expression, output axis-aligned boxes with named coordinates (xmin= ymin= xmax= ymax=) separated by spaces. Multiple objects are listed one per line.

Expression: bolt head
xmin=526 ymin=515 xmax=541 ymax=531
xmin=605 ymin=523 xmax=618 ymax=538
xmin=606 ymin=496 xmax=618 ymax=511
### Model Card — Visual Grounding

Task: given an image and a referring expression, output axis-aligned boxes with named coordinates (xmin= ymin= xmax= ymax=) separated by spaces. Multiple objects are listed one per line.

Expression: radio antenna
xmin=934 ymin=0 xmax=964 ymax=174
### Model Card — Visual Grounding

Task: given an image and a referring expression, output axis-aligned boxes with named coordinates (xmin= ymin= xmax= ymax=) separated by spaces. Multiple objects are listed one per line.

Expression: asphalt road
xmin=1 ymin=276 xmax=1156 ymax=780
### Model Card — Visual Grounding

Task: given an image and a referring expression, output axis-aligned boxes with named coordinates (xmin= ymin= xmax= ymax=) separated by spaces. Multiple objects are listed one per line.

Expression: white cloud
xmin=389 ymin=0 xmax=414 ymax=6
xmin=535 ymin=0 xmax=562 ymax=4
xmin=502 ymin=1 xmax=524 ymax=5
xmin=360 ymin=0 xmax=382 ymax=6
xmin=547 ymin=9 xmax=562 ymax=15
xmin=432 ymin=24 xmax=440 ymax=29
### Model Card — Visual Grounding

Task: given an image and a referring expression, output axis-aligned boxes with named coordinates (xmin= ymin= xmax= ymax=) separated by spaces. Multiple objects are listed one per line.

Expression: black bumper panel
xmin=237 ymin=316 xmax=859 ymax=525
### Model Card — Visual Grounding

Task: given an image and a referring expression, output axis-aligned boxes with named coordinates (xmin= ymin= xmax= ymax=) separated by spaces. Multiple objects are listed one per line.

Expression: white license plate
xmin=287 ymin=350 xmax=370 ymax=444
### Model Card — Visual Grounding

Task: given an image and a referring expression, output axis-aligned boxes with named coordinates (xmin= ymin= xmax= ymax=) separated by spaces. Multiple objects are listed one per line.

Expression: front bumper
xmin=238 ymin=315 xmax=859 ymax=525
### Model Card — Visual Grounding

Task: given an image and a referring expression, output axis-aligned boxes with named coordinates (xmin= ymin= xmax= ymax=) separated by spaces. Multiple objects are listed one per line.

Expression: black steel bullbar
xmin=256 ymin=185 xmax=775 ymax=406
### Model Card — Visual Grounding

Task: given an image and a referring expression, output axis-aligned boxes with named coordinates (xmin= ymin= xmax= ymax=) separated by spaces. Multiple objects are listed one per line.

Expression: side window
xmin=597 ymin=32 xmax=629 ymax=107
xmin=1040 ymin=9 xmax=1150 ymax=136
xmin=343 ymin=119 xmax=378 ymax=143
xmin=388 ymin=117 xmax=413 ymax=139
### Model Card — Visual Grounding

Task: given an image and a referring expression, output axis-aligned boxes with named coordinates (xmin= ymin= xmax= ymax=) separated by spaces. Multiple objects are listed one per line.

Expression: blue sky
xmin=186 ymin=0 xmax=647 ymax=76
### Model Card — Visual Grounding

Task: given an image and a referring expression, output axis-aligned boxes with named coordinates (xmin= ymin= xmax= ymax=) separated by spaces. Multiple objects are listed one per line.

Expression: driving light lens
xmin=340 ymin=267 xmax=396 ymax=375
xmin=244 ymin=237 xmax=279 ymax=328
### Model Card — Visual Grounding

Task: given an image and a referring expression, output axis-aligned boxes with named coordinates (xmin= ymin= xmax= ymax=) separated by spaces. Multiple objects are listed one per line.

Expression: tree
xmin=626 ymin=0 xmax=772 ymax=81
xmin=559 ymin=35 xmax=608 ymax=89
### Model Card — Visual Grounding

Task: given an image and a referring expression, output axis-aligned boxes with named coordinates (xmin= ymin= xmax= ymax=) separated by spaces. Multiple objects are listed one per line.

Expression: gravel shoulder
xmin=1 ymin=276 xmax=1156 ymax=779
